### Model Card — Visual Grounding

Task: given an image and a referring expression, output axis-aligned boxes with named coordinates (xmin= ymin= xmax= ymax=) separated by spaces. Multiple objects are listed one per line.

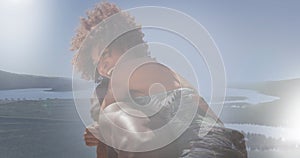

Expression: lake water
xmin=0 ymin=88 xmax=279 ymax=103
xmin=225 ymin=123 xmax=300 ymax=143
xmin=1 ymin=87 xmax=290 ymax=142
xmin=0 ymin=88 xmax=92 ymax=100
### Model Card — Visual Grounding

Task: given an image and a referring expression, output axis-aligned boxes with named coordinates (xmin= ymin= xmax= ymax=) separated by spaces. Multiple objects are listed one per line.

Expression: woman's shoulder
xmin=131 ymin=62 xmax=176 ymax=80
xmin=131 ymin=62 xmax=177 ymax=81
xmin=127 ymin=61 xmax=184 ymax=97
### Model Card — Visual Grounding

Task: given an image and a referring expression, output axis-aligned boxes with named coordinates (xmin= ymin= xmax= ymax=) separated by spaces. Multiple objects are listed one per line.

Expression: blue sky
xmin=0 ymin=0 xmax=299 ymax=84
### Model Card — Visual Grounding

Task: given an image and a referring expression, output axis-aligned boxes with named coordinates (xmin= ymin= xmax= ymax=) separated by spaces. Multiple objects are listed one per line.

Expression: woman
xmin=71 ymin=2 xmax=247 ymax=158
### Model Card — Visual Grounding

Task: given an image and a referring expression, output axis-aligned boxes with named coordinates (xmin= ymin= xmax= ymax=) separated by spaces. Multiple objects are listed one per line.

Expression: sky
xmin=0 ymin=0 xmax=299 ymax=84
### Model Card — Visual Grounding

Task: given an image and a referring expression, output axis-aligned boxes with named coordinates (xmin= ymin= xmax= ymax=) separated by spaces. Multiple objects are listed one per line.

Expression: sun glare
xmin=0 ymin=0 xmax=36 ymax=41
xmin=4 ymin=0 xmax=34 ymax=6
xmin=283 ymin=91 xmax=300 ymax=142
xmin=0 ymin=0 xmax=44 ymax=67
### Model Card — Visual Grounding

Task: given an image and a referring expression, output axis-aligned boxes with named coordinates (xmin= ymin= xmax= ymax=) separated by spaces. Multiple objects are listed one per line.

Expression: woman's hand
xmin=84 ymin=128 xmax=100 ymax=146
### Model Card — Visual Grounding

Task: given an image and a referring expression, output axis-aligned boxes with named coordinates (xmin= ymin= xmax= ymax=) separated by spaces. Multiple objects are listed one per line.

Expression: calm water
xmin=0 ymin=88 xmax=279 ymax=103
xmin=225 ymin=123 xmax=300 ymax=143
xmin=0 ymin=87 xmax=287 ymax=140
xmin=0 ymin=87 xmax=297 ymax=158
xmin=0 ymin=88 xmax=93 ymax=100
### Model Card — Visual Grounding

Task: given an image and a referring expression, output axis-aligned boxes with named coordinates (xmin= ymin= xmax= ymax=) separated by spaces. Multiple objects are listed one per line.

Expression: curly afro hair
xmin=70 ymin=2 xmax=148 ymax=81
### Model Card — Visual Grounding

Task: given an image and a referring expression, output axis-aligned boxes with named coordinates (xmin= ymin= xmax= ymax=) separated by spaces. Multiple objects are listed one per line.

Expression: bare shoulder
xmin=129 ymin=62 xmax=181 ymax=94
xmin=130 ymin=62 xmax=175 ymax=81
xmin=134 ymin=62 xmax=172 ymax=75
xmin=131 ymin=62 xmax=197 ymax=92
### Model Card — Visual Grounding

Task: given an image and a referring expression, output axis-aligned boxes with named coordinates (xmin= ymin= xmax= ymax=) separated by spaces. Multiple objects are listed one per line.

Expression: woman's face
xmin=92 ymin=47 xmax=123 ymax=78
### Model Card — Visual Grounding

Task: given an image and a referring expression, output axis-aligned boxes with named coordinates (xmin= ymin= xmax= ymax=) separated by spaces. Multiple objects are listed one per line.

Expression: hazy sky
xmin=0 ymin=0 xmax=299 ymax=84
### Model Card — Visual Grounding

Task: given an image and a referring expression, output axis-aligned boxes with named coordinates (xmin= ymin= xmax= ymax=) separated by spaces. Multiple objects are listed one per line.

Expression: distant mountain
xmin=0 ymin=70 xmax=72 ymax=91
xmin=230 ymin=78 xmax=300 ymax=98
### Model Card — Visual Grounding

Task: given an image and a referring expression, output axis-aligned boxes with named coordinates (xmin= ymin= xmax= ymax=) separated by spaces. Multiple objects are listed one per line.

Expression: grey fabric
xmin=132 ymin=88 xmax=247 ymax=158
xmin=178 ymin=125 xmax=247 ymax=158
xmin=91 ymin=87 xmax=247 ymax=158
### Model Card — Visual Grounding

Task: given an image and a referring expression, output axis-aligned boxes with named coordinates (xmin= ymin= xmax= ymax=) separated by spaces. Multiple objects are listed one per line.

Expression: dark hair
xmin=70 ymin=2 xmax=148 ymax=81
